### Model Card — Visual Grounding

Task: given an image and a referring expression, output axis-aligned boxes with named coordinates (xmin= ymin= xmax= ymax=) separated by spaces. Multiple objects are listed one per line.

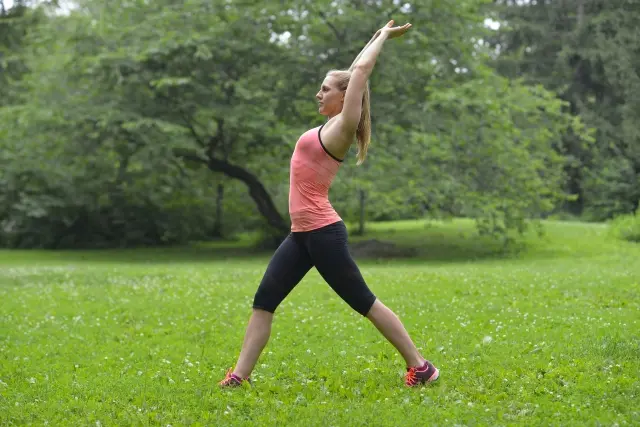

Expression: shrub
xmin=609 ymin=208 xmax=640 ymax=243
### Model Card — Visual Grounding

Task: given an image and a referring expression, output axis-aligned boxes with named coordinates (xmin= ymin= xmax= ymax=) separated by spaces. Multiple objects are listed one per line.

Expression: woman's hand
xmin=379 ymin=20 xmax=412 ymax=39
xmin=348 ymin=19 xmax=412 ymax=71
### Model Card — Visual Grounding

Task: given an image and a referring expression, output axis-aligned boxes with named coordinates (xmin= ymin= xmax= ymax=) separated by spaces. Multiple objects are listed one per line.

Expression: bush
xmin=609 ymin=208 xmax=640 ymax=243
xmin=582 ymin=157 xmax=640 ymax=221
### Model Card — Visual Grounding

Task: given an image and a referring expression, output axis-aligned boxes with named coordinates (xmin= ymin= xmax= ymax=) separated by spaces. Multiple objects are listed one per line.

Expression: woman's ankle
xmin=407 ymin=356 xmax=427 ymax=369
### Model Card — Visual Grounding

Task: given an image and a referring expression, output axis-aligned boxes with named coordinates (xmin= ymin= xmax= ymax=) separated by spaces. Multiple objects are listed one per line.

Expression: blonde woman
xmin=220 ymin=20 xmax=439 ymax=388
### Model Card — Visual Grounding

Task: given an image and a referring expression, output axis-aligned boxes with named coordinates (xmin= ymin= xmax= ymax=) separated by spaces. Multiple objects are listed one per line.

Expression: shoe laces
xmin=405 ymin=367 xmax=418 ymax=386
xmin=219 ymin=369 xmax=238 ymax=386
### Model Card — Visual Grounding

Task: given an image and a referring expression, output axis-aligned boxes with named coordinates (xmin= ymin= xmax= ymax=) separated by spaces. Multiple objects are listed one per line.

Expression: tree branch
xmin=152 ymin=89 xmax=208 ymax=147
xmin=173 ymin=148 xmax=288 ymax=233
xmin=318 ymin=10 xmax=345 ymax=44
xmin=206 ymin=119 xmax=223 ymax=160
xmin=179 ymin=109 xmax=206 ymax=147
xmin=173 ymin=148 xmax=208 ymax=165
xmin=218 ymin=82 xmax=235 ymax=159
xmin=216 ymin=118 xmax=230 ymax=160
xmin=305 ymin=2 xmax=345 ymax=44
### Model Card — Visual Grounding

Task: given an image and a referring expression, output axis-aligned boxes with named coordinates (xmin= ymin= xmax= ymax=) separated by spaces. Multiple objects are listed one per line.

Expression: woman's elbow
xmin=353 ymin=63 xmax=373 ymax=77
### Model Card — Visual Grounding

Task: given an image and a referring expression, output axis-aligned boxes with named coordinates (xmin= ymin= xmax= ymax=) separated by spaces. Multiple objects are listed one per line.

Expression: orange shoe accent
xmin=405 ymin=361 xmax=439 ymax=387
xmin=219 ymin=369 xmax=251 ymax=387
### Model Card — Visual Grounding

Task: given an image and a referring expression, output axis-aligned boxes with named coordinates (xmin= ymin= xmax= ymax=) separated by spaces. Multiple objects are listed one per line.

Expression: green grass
xmin=1 ymin=219 xmax=639 ymax=425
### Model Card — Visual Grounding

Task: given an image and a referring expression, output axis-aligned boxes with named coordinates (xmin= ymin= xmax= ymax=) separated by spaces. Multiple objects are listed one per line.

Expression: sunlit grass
xmin=0 ymin=219 xmax=638 ymax=425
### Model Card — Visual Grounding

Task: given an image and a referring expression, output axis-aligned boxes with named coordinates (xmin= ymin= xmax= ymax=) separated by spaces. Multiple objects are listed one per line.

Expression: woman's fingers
xmin=384 ymin=23 xmax=412 ymax=38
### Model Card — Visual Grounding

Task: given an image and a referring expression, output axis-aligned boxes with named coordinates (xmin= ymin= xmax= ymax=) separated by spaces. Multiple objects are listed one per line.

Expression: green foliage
xmin=489 ymin=0 xmax=640 ymax=219
xmin=0 ymin=1 xmax=42 ymax=106
xmin=582 ymin=156 xmax=640 ymax=221
xmin=1 ymin=0 xmax=290 ymax=247
xmin=0 ymin=0 xmax=583 ymax=247
xmin=609 ymin=208 xmax=640 ymax=243
xmin=335 ymin=63 xmax=583 ymax=243
xmin=419 ymin=65 xmax=576 ymax=240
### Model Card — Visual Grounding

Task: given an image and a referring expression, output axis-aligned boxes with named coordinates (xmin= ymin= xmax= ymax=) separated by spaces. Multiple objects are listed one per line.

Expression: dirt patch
xmin=349 ymin=239 xmax=417 ymax=259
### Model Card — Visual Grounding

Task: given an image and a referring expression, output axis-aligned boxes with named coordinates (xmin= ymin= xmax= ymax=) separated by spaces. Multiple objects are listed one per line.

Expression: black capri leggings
xmin=252 ymin=221 xmax=377 ymax=316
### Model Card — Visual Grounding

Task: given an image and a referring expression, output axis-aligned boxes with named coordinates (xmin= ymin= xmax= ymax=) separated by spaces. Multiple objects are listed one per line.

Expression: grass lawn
xmin=0 ymin=219 xmax=638 ymax=425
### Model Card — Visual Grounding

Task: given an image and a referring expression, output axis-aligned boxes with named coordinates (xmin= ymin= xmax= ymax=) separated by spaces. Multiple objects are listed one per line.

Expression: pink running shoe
xmin=405 ymin=360 xmax=439 ymax=387
xmin=219 ymin=369 xmax=251 ymax=387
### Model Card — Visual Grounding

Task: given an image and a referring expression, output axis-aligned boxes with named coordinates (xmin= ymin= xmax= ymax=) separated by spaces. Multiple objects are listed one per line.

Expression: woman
xmin=220 ymin=20 xmax=439 ymax=388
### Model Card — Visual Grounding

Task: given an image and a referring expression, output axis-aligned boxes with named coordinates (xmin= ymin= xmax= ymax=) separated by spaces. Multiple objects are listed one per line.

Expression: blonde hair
xmin=327 ymin=70 xmax=371 ymax=165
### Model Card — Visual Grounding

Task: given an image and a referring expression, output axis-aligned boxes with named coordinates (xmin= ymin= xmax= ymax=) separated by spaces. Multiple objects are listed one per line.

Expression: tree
xmin=0 ymin=0 xmax=583 ymax=248
xmin=0 ymin=0 xmax=36 ymax=107
xmin=488 ymin=0 xmax=640 ymax=219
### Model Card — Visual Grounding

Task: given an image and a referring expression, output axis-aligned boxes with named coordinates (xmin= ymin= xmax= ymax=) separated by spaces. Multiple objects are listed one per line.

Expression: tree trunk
xmin=213 ymin=182 xmax=224 ymax=237
xmin=174 ymin=148 xmax=289 ymax=239
xmin=357 ymin=189 xmax=366 ymax=236
xmin=208 ymin=157 xmax=288 ymax=236
xmin=577 ymin=0 xmax=584 ymax=28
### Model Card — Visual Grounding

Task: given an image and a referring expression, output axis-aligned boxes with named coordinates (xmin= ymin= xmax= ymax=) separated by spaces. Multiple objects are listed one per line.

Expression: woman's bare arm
xmin=340 ymin=20 xmax=412 ymax=131
xmin=348 ymin=30 xmax=381 ymax=71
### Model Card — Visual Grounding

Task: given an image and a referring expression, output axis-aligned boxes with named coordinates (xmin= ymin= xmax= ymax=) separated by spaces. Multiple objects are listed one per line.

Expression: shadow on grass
xmin=348 ymin=231 xmax=527 ymax=264
xmin=0 ymin=224 xmax=547 ymax=266
xmin=0 ymin=245 xmax=270 ymax=265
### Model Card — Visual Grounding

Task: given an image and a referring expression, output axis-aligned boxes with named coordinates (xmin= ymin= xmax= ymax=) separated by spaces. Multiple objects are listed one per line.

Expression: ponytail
xmin=356 ymin=80 xmax=371 ymax=165
xmin=327 ymin=70 xmax=372 ymax=165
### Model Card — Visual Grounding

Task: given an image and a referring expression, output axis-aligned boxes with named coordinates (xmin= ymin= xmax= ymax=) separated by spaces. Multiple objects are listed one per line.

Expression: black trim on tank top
xmin=318 ymin=122 xmax=344 ymax=163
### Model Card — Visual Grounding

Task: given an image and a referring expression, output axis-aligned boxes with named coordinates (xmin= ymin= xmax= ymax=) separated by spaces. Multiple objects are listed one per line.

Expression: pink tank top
xmin=289 ymin=123 xmax=343 ymax=232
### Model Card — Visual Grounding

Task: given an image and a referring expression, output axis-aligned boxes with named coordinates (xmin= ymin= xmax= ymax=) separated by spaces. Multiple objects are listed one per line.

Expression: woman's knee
xmin=252 ymin=283 xmax=281 ymax=314
xmin=360 ymin=296 xmax=378 ymax=317
xmin=251 ymin=307 xmax=275 ymax=321
xmin=364 ymin=298 xmax=385 ymax=319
